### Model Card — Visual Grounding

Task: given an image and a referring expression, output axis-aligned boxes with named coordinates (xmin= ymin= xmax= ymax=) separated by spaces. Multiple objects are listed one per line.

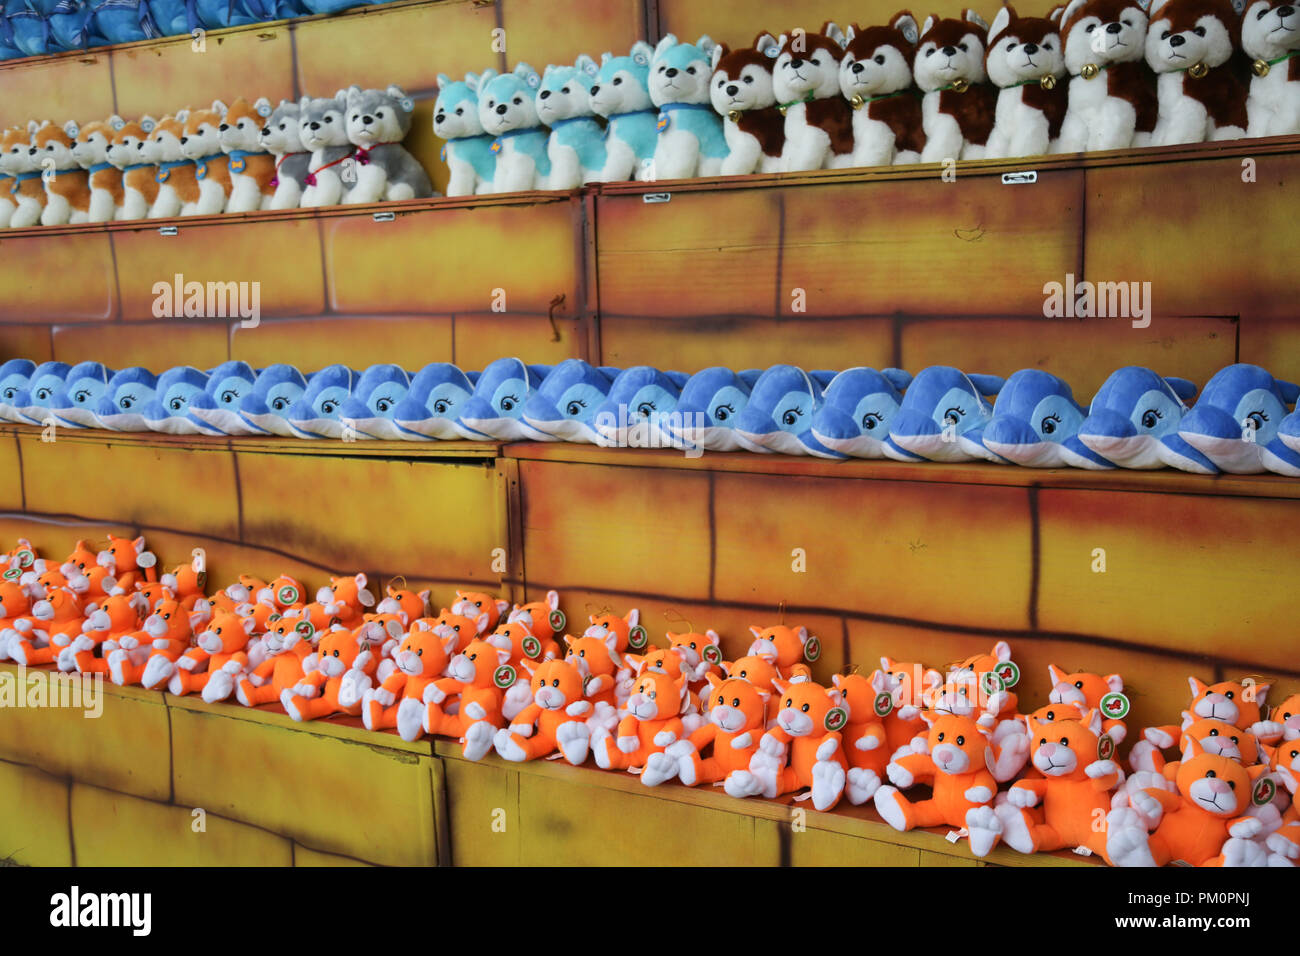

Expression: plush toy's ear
xmin=516 ymin=63 xmax=542 ymax=89
xmin=710 ymin=42 xmax=727 ymax=70
xmin=1105 ymin=673 xmax=1124 ymax=693
xmin=1277 ymin=379 xmax=1300 ymax=405
xmin=705 ymin=672 xmax=723 ymax=690
xmin=388 ymin=85 xmax=415 ymax=112
xmin=831 ymin=673 xmax=843 ymax=688
xmin=625 ymin=607 xmax=639 ymax=629
xmin=1084 ymin=708 xmax=1103 ymax=736
xmin=1047 ymin=3 xmax=1066 ymax=24
xmin=988 ymin=4 xmax=1013 ymax=43
xmin=653 ymin=33 xmax=678 ymax=60
xmin=870 ymin=670 xmax=887 ymax=694
xmin=964 ymin=7 xmax=989 ymax=30
xmin=27 ymin=120 xmax=39 ymax=135
xmin=1255 ymin=683 xmax=1271 ymax=707
xmin=519 ymin=658 xmax=538 ymax=677
xmin=1048 ymin=663 xmax=1068 ymax=685
xmin=212 ymin=99 xmax=228 ymax=117
xmin=441 ymin=631 xmax=458 ymax=655
xmin=823 ymin=21 xmax=847 ymax=48
xmin=1184 ymin=735 xmax=1207 ymax=759
xmin=1148 ymin=0 xmax=1170 ymax=14
xmin=242 ymin=616 xmax=256 ymax=635
xmin=575 ymin=53 xmax=599 ymax=78
xmin=919 ymin=709 xmax=936 ymax=727
xmin=1189 ymin=676 xmax=1208 ymax=697
xmin=697 ymin=35 xmax=716 ymax=58
xmin=1163 ymin=376 xmax=1198 ymax=403
xmin=771 ymin=677 xmax=790 ymax=695
xmin=630 ymin=41 xmax=654 ymax=67
xmin=754 ymin=32 xmax=781 ymax=59
xmin=547 ymin=590 xmax=560 ymax=611
xmin=993 ymin=640 xmax=1012 ymax=663
xmin=924 ymin=668 xmax=943 ymax=691
xmin=562 ymin=633 xmax=576 ymax=650
xmin=894 ymin=12 xmax=920 ymax=45
xmin=795 ymin=626 xmax=809 ymax=645
xmin=63 ymin=120 xmax=80 ymax=139
xmin=385 ymin=619 xmax=404 ymax=640
xmin=749 ymin=625 xmax=764 ymax=639
xmin=474 ymin=611 xmax=491 ymax=635
xmin=437 ymin=72 xmax=454 ymax=91
xmin=920 ymin=14 xmax=938 ymax=38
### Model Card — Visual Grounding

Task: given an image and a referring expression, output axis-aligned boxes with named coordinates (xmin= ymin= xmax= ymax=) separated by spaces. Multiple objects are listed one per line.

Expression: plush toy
xmin=829 ymin=671 xmax=890 ymax=803
xmin=184 ymin=360 xmax=259 ymax=435
xmin=260 ymin=100 xmax=310 ymax=210
xmin=563 ymin=631 xmax=628 ymax=723
xmin=3 ymin=585 xmax=85 ymax=667
xmin=362 ymin=627 xmax=454 ymax=738
xmin=106 ymin=597 xmax=204 ymax=688
xmin=592 ymin=669 xmax=690 ymax=770
xmin=1177 ymin=363 xmax=1300 ymax=475
xmin=491 ymin=658 xmax=592 ymax=764
xmin=280 ymin=625 xmax=374 ymax=722
xmin=448 ymin=590 xmax=507 ymax=633
xmin=1256 ymin=692 xmax=1300 ymax=744
xmin=341 ymin=85 xmax=434 ymax=204
xmin=1266 ymin=737 xmax=1300 ymax=863
xmin=710 ymin=33 xmax=786 ymax=175
xmin=1130 ymin=676 xmax=1272 ymax=772
xmin=1073 ymin=366 xmax=1217 ymax=472
xmin=178 ymin=101 xmax=231 ymax=216
xmin=299 ymin=92 xmax=353 ymax=208
xmin=453 ymin=357 xmax=549 ymax=440
xmin=107 ymin=116 xmax=157 ymax=221
xmin=984 ymin=4 xmax=1070 ymax=158
xmin=1107 ymin=738 xmax=1272 ymax=866
xmin=643 ymin=673 xmax=767 ymax=786
xmin=392 ymin=362 xmax=479 ymax=439
xmin=434 ymin=72 xmax=497 ymax=197
xmin=808 ymin=366 xmax=912 ymax=459
xmin=158 ymin=564 xmax=208 ymax=611
xmin=1056 ymin=0 xmax=1158 ymax=152
xmin=72 ymin=115 xmax=124 ymax=223
xmin=506 ymin=590 xmax=566 ymax=643
xmin=9 ymin=361 xmax=69 ymax=426
xmin=142 ymin=366 xmax=210 ymax=435
xmin=146 ymin=113 xmax=197 ymax=219
xmin=519 ymin=359 xmax=617 ymax=443
xmin=1244 ymin=0 xmax=1300 ymax=136
xmin=92 ymin=367 xmax=159 ymax=431
xmin=221 ymin=96 xmax=276 ymax=213
xmin=0 ymin=360 xmax=36 ymax=422
xmin=662 ymin=367 xmax=758 ymax=452
xmin=997 ymin=708 xmax=1124 ymax=860
xmin=44 ymin=361 xmax=112 ymax=428
xmin=592 ymin=365 xmax=689 ymax=449
xmin=1047 ymin=663 xmax=1129 ymax=742
xmin=915 ymin=10 xmax=998 ymax=161
xmin=883 ymin=365 xmax=1004 ymax=462
xmin=478 ymin=65 xmax=551 ymax=193
xmin=238 ymin=364 xmax=309 ymax=436
xmin=286 ymin=365 xmax=357 ymax=438
xmin=649 ymin=34 xmax=728 ymax=179
xmin=0 ymin=126 xmax=20 ymax=228
xmin=3 ymin=123 xmax=45 ymax=228
xmin=878 ymin=656 xmax=944 ymax=753
xmin=1145 ymin=0 xmax=1249 ymax=145
xmin=733 ymin=364 xmax=835 ymax=455
xmin=335 ymin=363 xmax=411 ymax=439
xmin=772 ymin=22 xmax=855 ymax=171
xmin=537 ymin=57 xmax=605 ymax=189
xmin=236 ymin=616 xmax=317 ymax=707
xmin=839 ymin=14 xmax=926 ymax=167
xmin=589 ymin=43 xmax=658 ymax=182
xmin=744 ymin=624 xmax=818 ymax=681
xmin=96 ymin=534 xmax=158 ymax=592
xmin=981 ymin=368 xmax=1114 ymax=468
xmin=71 ymin=591 xmax=149 ymax=675
xmin=875 ymin=712 xmax=1004 ymax=855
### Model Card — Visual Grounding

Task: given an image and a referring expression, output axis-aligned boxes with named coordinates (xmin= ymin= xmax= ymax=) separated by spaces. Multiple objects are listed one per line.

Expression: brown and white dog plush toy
xmin=985 ymin=4 xmax=1071 ymax=157
xmin=36 ymin=121 xmax=90 ymax=226
xmin=180 ymin=101 xmax=232 ymax=216
xmin=0 ymin=124 xmax=37 ymax=228
xmin=915 ymin=9 xmax=999 ymax=160
xmin=72 ymin=116 xmax=125 ymax=223
xmin=839 ymin=11 xmax=927 ymax=166
xmin=1056 ymin=0 xmax=1158 ymax=151
xmin=147 ymin=112 xmax=197 ymax=219
xmin=108 ymin=116 xmax=157 ymax=221
xmin=1146 ymin=0 xmax=1250 ymax=143
xmin=1244 ymin=0 xmax=1300 ymax=135
xmin=710 ymin=33 xmax=786 ymax=174
xmin=772 ymin=22 xmax=856 ymax=170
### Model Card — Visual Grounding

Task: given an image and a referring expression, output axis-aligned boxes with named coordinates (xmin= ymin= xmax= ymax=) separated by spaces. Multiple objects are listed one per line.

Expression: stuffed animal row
xmin=4 ymin=357 xmax=1298 ymax=475
xmin=0 ymin=88 xmax=434 ymax=228
xmin=3 ymin=532 xmax=1296 ymax=866
xmin=433 ymin=0 xmax=1299 ymax=193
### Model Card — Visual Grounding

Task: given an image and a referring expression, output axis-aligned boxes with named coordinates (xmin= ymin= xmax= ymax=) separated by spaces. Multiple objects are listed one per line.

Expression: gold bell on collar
xmin=728 ymin=109 xmax=742 ymax=123
xmin=1188 ymin=61 xmax=1208 ymax=79
xmin=1081 ymin=63 xmax=1100 ymax=80
xmin=1040 ymin=74 xmax=1057 ymax=90
xmin=850 ymin=93 xmax=865 ymax=110
xmin=951 ymin=78 xmax=969 ymax=93
xmin=1252 ymin=58 xmax=1271 ymax=77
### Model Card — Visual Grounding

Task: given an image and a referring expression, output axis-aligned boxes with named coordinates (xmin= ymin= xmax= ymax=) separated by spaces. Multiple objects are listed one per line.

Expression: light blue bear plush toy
xmin=648 ymin=34 xmax=728 ymax=180
xmin=1075 ymin=366 xmax=1215 ymax=474
xmin=520 ymin=359 xmax=618 ymax=443
xmin=336 ymin=364 xmax=411 ymax=440
xmin=589 ymin=42 xmax=658 ymax=182
xmin=537 ymin=55 xmax=605 ymax=189
xmin=434 ymin=72 xmax=497 ymax=197
xmin=142 ymin=366 xmax=211 ymax=435
xmin=979 ymin=369 xmax=1114 ymax=470
xmin=1177 ymin=364 xmax=1300 ymax=476
xmin=186 ymin=360 xmax=259 ymax=435
xmin=239 ymin=364 xmax=310 ymax=437
xmin=883 ymin=365 xmax=1005 ymax=463
xmin=94 ymin=367 xmax=160 ymax=432
xmin=454 ymin=357 xmax=550 ymax=441
xmin=393 ymin=363 xmax=479 ymax=440
xmin=809 ymin=367 xmax=912 ymax=460
xmin=49 ymin=361 xmax=114 ymax=429
xmin=479 ymin=64 xmax=551 ymax=193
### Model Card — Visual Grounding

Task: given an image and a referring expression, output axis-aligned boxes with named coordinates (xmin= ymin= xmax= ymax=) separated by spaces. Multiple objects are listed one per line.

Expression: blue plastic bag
xmin=86 ymin=0 xmax=159 ymax=45
xmin=49 ymin=0 xmax=93 ymax=48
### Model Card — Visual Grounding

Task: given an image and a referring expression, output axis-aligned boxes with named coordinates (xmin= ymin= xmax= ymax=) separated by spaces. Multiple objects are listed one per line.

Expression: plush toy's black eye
xmin=513 ymin=97 xmax=522 ymax=105
xmin=552 ymin=678 xmax=560 ymax=687
xmin=732 ymin=698 xmax=741 ymax=707
xmin=1040 ymin=737 xmax=1047 ymax=745
xmin=1075 ymin=680 xmax=1084 ymax=689
xmin=1059 ymin=737 xmax=1069 ymax=746
xmin=957 ymin=735 xmax=966 ymax=745
xmin=1209 ymin=728 xmax=1219 ymax=736
xmin=801 ymin=703 xmax=810 ymax=712
xmin=1085 ymin=22 xmax=1096 ymax=32
xmin=1206 ymin=770 xmax=1216 ymax=778
xmin=1225 ymin=691 xmax=1235 ymax=699
xmin=958 ymin=42 xmax=968 ymax=52
xmin=686 ymin=66 xmax=697 ymax=74
xmin=613 ymin=76 xmax=623 ymax=85
xmin=937 ymin=732 xmax=945 ymax=741
xmin=875 ymin=54 xmax=886 ymax=64
xmin=1193 ymin=26 xmax=1206 ymax=37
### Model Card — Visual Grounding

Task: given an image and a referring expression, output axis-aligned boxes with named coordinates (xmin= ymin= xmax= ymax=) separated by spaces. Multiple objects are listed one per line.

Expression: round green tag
xmin=628 ymin=624 xmax=648 ymax=649
xmin=874 ymin=692 xmax=894 ymax=717
xmin=548 ymin=609 xmax=566 ymax=632
xmin=804 ymin=636 xmax=821 ymax=663
xmin=522 ymin=635 xmax=542 ymax=660
xmin=278 ymin=585 xmax=300 ymax=605
xmin=702 ymin=644 xmax=723 ymax=665
xmin=1097 ymin=733 xmax=1115 ymax=762
xmin=493 ymin=664 xmax=516 ymax=689
xmin=997 ymin=660 xmax=1020 ymax=688
xmin=824 ymin=706 xmax=848 ymax=732
xmin=1253 ymin=777 xmax=1276 ymax=808
xmin=1100 ymin=692 xmax=1130 ymax=720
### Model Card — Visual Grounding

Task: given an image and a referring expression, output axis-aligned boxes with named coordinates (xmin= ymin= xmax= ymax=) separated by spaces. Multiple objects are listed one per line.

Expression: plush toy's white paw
xmin=1130 ymin=791 xmax=1165 ymax=829
xmin=462 ymin=719 xmax=496 ymax=761
xmin=815 ymin=737 xmax=839 ymax=763
xmin=589 ymin=701 xmax=620 ymax=735
xmin=886 ymin=762 xmax=914 ymax=789
xmin=665 ymin=739 xmax=695 ymax=760
xmin=729 ymin=731 xmax=753 ymax=750
xmin=463 ymin=701 xmax=487 ymax=721
xmin=371 ymin=686 xmax=396 ymax=708
xmin=1086 ymin=759 xmax=1119 ymax=779
xmin=1222 ymin=837 xmax=1268 ymax=868
xmin=758 ymin=732 xmax=786 ymax=759
xmin=508 ymin=721 xmax=533 ymax=738
xmin=202 ymin=669 xmax=235 ymax=704
xmin=1267 ymin=832 xmax=1300 ymax=859
xmin=493 ymin=728 xmax=527 ymax=762
xmin=965 ymin=806 xmax=1002 ymax=857
xmin=177 ymin=655 xmax=198 ymax=672
xmin=392 ymin=697 xmax=423 ymax=741
xmin=811 ymin=760 xmax=845 ymax=811
xmin=873 ymin=785 xmax=909 ymax=831
xmin=71 ymin=635 xmax=94 ymax=653
xmin=375 ymin=660 xmax=396 ymax=684
xmin=855 ymin=734 xmax=880 ymax=751
xmin=681 ymin=713 xmax=704 ymax=735
xmin=1007 ymin=785 xmax=1039 ymax=808
xmin=641 ymin=752 xmax=679 ymax=787
xmin=653 ymin=730 xmax=677 ymax=747
xmin=845 ymin=767 xmax=880 ymax=805
xmin=117 ymin=635 xmax=139 ymax=650
xmin=724 ymin=770 xmax=764 ymax=799
xmin=994 ymin=803 xmax=1035 ymax=854
xmin=280 ymin=689 xmax=305 ymax=722
xmin=235 ymin=679 xmax=254 ymax=708
xmin=964 ymin=785 xmax=994 ymax=804
xmin=556 ymin=720 xmax=590 ymax=766
xmin=501 ymin=679 xmax=531 ymax=720
xmin=1129 ymin=738 xmax=1161 ymax=773
xmin=107 ymin=649 xmax=129 ymax=686
xmin=423 ymin=682 xmax=447 ymax=706
xmin=616 ymin=734 xmax=639 ymax=755
xmin=338 ymin=670 xmax=370 ymax=711
xmin=1228 ymin=817 xmax=1264 ymax=840
xmin=1106 ymin=809 xmax=1157 ymax=867
xmin=57 ymin=646 xmax=78 ymax=672
xmin=139 ymin=654 xmax=174 ymax=690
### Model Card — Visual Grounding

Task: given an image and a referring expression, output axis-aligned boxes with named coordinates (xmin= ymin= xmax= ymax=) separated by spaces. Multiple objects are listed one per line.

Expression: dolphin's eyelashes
xmin=636 ymin=401 xmax=657 ymax=417
xmin=74 ymin=389 xmax=90 ymax=403
xmin=782 ymin=406 xmax=803 ymax=426
xmin=1040 ymin=413 xmax=1062 ymax=435
xmin=373 ymin=394 xmax=395 ymax=412
xmin=1245 ymin=410 xmax=1268 ymax=428
xmin=713 ymin=402 xmax=735 ymax=421
xmin=271 ymin=397 xmax=289 ymax=411
xmin=500 ymin=394 xmax=520 ymax=411
xmin=862 ymin=412 xmax=882 ymax=430
xmin=565 ymin=399 xmax=587 ymax=415
xmin=169 ymin=397 xmax=185 ymax=411
xmin=944 ymin=406 xmax=965 ymax=424
xmin=320 ymin=400 xmax=337 ymax=414
xmin=1140 ymin=408 xmax=1163 ymax=429
xmin=432 ymin=399 xmax=452 ymax=414
xmin=221 ymin=389 xmax=238 ymax=404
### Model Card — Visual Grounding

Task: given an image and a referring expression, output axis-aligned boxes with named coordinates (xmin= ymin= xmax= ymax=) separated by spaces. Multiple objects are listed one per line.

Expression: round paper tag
xmin=3 ymin=567 xmax=20 ymax=581
xmin=981 ymin=671 xmax=1006 ymax=696
xmin=296 ymin=621 xmax=314 ymax=637
xmin=702 ymin=644 xmax=723 ymax=666
xmin=548 ymin=609 xmax=566 ymax=632
xmin=804 ymin=636 xmax=821 ymax=663
xmin=997 ymin=660 xmax=1020 ymax=688
xmin=824 ymin=706 xmax=848 ymax=732
xmin=874 ymin=692 xmax=894 ymax=717
xmin=1253 ymin=777 xmax=1277 ymax=808
xmin=521 ymin=635 xmax=542 ymax=660
xmin=1100 ymin=691 xmax=1130 ymax=720
xmin=628 ymin=624 xmax=648 ymax=650
xmin=267 ymin=613 xmax=282 ymax=623
xmin=1097 ymin=733 xmax=1115 ymax=762
xmin=278 ymin=585 xmax=300 ymax=605
xmin=16 ymin=548 xmax=34 ymax=568
xmin=493 ymin=664 xmax=517 ymax=689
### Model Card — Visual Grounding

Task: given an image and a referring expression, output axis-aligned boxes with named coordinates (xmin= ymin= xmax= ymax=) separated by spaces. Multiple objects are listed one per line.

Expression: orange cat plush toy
xmin=374 ymin=581 xmax=431 ymax=626
xmin=421 ymin=637 xmax=511 ymax=758
xmin=1265 ymin=737 xmax=1300 ymax=864
xmin=642 ymin=674 xmax=769 ymax=787
xmin=879 ymin=656 xmax=944 ymax=754
xmin=71 ymin=591 xmax=148 ymax=674
xmin=167 ymin=608 xmax=255 ymax=703
xmin=563 ymin=631 xmax=628 ymax=728
xmin=4 ymin=585 xmax=85 ymax=667
xmin=746 ymin=624 xmax=817 ymax=680
xmin=1130 ymin=677 xmax=1271 ymax=773
xmin=451 ymin=589 xmax=510 ymax=633
xmin=726 ymin=678 xmax=851 ymax=810
xmin=830 ymin=671 xmax=890 ymax=804
xmin=363 ymin=627 xmax=456 ymax=740
xmin=996 ymin=708 xmax=1124 ymax=861
xmin=665 ymin=628 xmax=724 ymax=685
xmin=492 ymin=659 xmax=592 ymax=765
xmin=96 ymin=534 xmax=158 ymax=592
xmin=506 ymin=589 xmax=566 ymax=642
xmin=110 ymin=597 xmax=206 ymax=688
xmin=236 ymin=617 xmax=317 ymax=707
xmin=874 ymin=712 xmax=1004 ymax=857
xmin=582 ymin=607 xmax=645 ymax=656
xmin=280 ymin=626 xmax=374 ymax=721
xmin=1047 ymin=663 xmax=1128 ymax=743
xmin=592 ymin=669 xmax=690 ymax=771
xmin=1257 ymin=693 xmax=1300 ymax=745
xmin=1106 ymin=738 xmax=1272 ymax=867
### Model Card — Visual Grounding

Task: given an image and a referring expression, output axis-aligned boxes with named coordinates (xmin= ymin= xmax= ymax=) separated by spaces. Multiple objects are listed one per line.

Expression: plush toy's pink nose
xmin=1207 ymin=778 xmax=1231 ymax=795
xmin=1039 ymin=743 xmax=1057 ymax=758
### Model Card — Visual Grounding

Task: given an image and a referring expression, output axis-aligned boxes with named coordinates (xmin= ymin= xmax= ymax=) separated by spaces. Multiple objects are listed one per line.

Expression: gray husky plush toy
xmin=341 ymin=84 xmax=436 ymax=203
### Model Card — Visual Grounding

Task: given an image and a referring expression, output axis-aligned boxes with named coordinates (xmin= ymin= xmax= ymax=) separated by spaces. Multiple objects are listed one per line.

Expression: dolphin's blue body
xmin=1177 ymin=364 xmax=1300 ymax=476
xmin=979 ymin=369 xmax=1113 ymax=469
xmin=239 ymin=365 xmax=311 ymax=437
xmin=393 ymin=363 xmax=480 ymax=440
xmin=734 ymin=365 xmax=841 ymax=456
xmin=94 ymin=368 xmax=160 ymax=432
xmin=142 ymin=366 xmax=211 ymax=435
xmin=287 ymin=365 xmax=359 ymax=439
xmin=454 ymin=358 xmax=550 ymax=441
xmin=666 ymin=366 xmax=761 ymax=452
xmin=0 ymin=359 xmax=37 ymax=424
xmin=11 ymin=362 xmax=71 ymax=426
xmin=521 ymin=359 xmax=618 ymax=443
xmin=1075 ymin=366 xmax=1215 ymax=473
xmin=809 ymin=367 xmax=912 ymax=459
xmin=336 ymin=364 xmax=412 ymax=440
xmin=593 ymin=365 xmax=690 ymax=449
xmin=186 ymin=361 xmax=260 ymax=436
xmin=884 ymin=366 xmax=1005 ymax=462
xmin=48 ymin=361 xmax=115 ymax=429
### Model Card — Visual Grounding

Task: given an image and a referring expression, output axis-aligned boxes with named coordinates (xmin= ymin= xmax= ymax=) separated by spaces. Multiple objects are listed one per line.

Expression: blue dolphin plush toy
xmin=48 ymin=361 xmax=115 ymax=429
xmin=142 ymin=366 xmax=211 ymax=435
xmin=12 ymin=361 xmax=71 ymax=426
xmin=185 ymin=361 xmax=260 ymax=436
xmin=593 ymin=365 xmax=691 ymax=449
xmin=1176 ymin=364 xmax=1300 ymax=476
xmin=239 ymin=365 xmax=310 ymax=437
xmin=520 ymin=359 xmax=617 ymax=443
xmin=884 ymin=366 xmax=1005 ymax=462
xmin=0 ymin=359 xmax=37 ymax=424
xmin=1279 ymin=400 xmax=1300 ymax=458
xmin=809 ymin=367 xmax=913 ymax=460
xmin=980 ymin=369 xmax=1114 ymax=469
xmin=1075 ymin=366 xmax=1216 ymax=473
xmin=393 ymin=363 xmax=480 ymax=440
xmin=454 ymin=357 xmax=550 ymax=440
xmin=286 ymin=365 xmax=359 ymax=439
xmin=666 ymin=366 xmax=761 ymax=452
xmin=94 ymin=367 xmax=160 ymax=432
xmin=733 ymin=365 xmax=840 ymax=456
xmin=337 ymin=364 xmax=412 ymax=440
